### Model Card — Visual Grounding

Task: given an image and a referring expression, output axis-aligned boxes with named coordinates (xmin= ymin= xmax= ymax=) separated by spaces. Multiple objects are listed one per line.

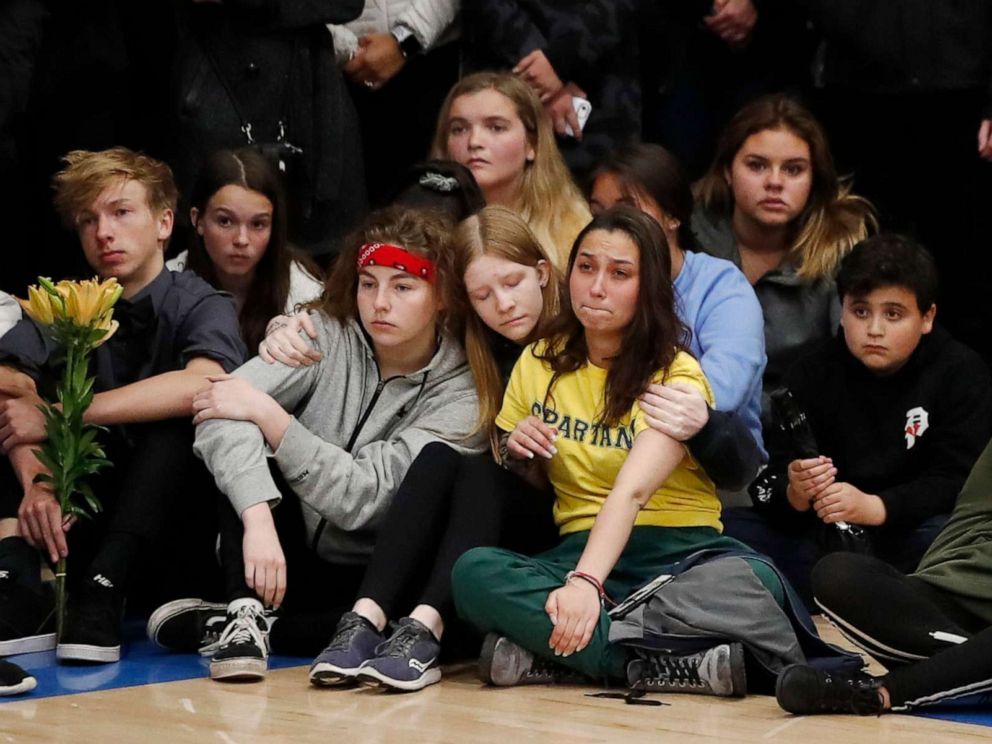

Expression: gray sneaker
xmin=479 ymin=633 xmax=589 ymax=687
xmin=626 ymin=643 xmax=747 ymax=697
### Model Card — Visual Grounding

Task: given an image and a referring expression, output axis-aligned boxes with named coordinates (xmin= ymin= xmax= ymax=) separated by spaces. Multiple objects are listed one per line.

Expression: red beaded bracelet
xmin=565 ymin=570 xmax=616 ymax=607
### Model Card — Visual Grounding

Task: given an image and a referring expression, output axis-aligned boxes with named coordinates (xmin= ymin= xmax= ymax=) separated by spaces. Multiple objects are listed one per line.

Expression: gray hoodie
xmin=194 ymin=312 xmax=484 ymax=564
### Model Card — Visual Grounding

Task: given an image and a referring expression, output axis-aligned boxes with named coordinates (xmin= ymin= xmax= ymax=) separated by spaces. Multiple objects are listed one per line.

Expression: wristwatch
xmin=390 ymin=25 xmax=423 ymax=58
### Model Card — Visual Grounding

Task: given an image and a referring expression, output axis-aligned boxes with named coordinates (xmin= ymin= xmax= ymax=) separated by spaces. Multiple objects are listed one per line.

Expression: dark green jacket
xmin=916 ymin=438 xmax=992 ymax=625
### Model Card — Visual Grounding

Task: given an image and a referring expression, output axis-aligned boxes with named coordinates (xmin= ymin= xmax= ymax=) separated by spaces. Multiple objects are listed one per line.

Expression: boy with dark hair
xmin=0 ymin=148 xmax=245 ymax=663
xmin=724 ymin=233 xmax=992 ymax=603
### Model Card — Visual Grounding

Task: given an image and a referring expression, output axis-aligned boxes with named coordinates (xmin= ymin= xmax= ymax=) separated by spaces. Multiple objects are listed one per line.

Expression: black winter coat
xmin=175 ymin=0 xmax=367 ymax=255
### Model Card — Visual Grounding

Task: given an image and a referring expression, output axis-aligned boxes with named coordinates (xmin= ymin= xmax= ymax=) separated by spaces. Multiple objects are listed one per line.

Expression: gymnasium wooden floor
xmin=1 ymin=621 xmax=987 ymax=743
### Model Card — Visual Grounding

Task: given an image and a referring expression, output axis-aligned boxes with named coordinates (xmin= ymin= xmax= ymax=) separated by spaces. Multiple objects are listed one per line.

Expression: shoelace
xmin=642 ymin=654 xmax=704 ymax=688
xmin=525 ymin=655 xmax=585 ymax=683
xmin=817 ymin=673 xmax=883 ymax=715
xmin=326 ymin=616 xmax=375 ymax=653
xmin=201 ymin=606 xmax=267 ymax=657
xmin=376 ymin=624 xmax=423 ymax=658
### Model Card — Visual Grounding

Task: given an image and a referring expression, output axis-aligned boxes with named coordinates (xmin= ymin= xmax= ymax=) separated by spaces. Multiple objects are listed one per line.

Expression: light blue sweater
xmin=675 ymin=250 xmax=767 ymax=456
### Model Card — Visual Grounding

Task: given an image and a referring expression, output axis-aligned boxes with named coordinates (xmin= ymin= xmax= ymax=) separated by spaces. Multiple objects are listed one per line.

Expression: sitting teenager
xmin=430 ymin=71 xmax=591 ymax=268
xmin=451 ymin=206 xmax=786 ymax=695
xmin=589 ymin=142 xmax=766 ymax=488
xmin=729 ymin=235 xmax=992 ymax=603
xmin=146 ymin=207 xmax=484 ymax=683
xmin=693 ymin=95 xmax=875 ymax=415
xmin=256 ymin=159 xmax=484 ymax=368
xmin=305 ymin=205 xmax=563 ymax=692
xmin=777 ymin=437 xmax=992 ymax=716
xmin=0 ymin=292 xmax=19 ymax=338
xmin=0 ymin=148 xmax=245 ymax=663
xmin=266 ymin=202 xmax=768 ymax=692
xmin=167 ymin=148 xmax=323 ymax=351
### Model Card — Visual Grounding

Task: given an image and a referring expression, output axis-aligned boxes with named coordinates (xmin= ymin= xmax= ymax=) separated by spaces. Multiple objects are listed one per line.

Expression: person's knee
xmin=451 ymin=547 xmax=509 ymax=615
xmin=811 ymin=552 xmax=874 ymax=612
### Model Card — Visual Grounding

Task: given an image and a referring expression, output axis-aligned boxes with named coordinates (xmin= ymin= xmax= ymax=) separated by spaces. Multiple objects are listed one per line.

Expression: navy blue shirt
xmin=0 ymin=269 xmax=246 ymax=394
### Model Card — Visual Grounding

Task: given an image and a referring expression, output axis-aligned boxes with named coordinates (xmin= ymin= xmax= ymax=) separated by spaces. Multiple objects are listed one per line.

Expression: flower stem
xmin=55 ymin=556 xmax=67 ymax=643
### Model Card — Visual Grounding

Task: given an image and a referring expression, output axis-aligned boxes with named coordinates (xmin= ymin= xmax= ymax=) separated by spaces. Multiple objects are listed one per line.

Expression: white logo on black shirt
xmin=904 ymin=406 xmax=929 ymax=449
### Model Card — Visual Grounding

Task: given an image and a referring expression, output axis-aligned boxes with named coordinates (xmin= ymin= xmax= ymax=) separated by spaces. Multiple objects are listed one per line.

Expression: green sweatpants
xmin=452 ymin=526 xmax=784 ymax=681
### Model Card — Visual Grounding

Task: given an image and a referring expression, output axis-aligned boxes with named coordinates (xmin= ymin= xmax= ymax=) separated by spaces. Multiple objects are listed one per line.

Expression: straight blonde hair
xmin=431 ymin=72 xmax=590 ymax=269
xmin=449 ymin=205 xmax=562 ymax=453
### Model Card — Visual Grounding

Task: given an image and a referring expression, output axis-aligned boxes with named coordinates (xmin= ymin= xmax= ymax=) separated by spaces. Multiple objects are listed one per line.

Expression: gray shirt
xmin=692 ymin=208 xmax=840 ymax=421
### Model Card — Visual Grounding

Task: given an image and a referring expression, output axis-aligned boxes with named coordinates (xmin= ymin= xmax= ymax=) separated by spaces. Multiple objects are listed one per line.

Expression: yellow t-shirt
xmin=496 ymin=341 xmax=721 ymax=534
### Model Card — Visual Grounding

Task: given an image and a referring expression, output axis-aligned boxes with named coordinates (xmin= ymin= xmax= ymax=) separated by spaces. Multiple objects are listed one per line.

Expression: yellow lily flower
xmin=18 ymin=284 xmax=57 ymax=326
xmin=64 ymin=277 xmax=122 ymax=326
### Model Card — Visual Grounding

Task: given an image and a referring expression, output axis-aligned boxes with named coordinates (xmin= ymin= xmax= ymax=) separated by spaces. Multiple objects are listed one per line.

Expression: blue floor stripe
xmin=1 ymin=620 xmax=309 ymax=702
xmin=912 ymin=693 xmax=992 ymax=727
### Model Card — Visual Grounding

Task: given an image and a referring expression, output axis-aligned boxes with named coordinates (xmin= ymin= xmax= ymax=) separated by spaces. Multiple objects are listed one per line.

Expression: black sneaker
xmin=776 ymin=664 xmax=885 ymax=716
xmin=0 ymin=660 xmax=37 ymax=696
xmin=56 ymin=577 xmax=125 ymax=664
xmin=356 ymin=617 xmax=442 ymax=692
xmin=209 ymin=599 xmax=270 ymax=681
xmin=0 ymin=572 xmax=56 ymax=655
xmin=626 ymin=643 xmax=747 ymax=697
xmin=146 ymin=598 xmax=229 ymax=652
xmin=309 ymin=611 xmax=384 ymax=687
xmin=479 ymin=633 xmax=590 ymax=687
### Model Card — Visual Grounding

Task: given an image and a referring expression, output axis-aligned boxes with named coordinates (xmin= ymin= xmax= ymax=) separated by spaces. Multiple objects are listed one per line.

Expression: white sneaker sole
xmin=145 ymin=598 xmax=227 ymax=648
xmin=308 ymin=661 xmax=365 ymax=687
xmin=0 ymin=632 xmax=56 ymax=656
xmin=210 ymin=657 xmax=267 ymax=681
xmin=56 ymin=642 xmax=121 ymax=663
xmin=356 ymin=665 xmax=442 ymax=692
xmin=0 ymin=675 xmax=37 ymax=696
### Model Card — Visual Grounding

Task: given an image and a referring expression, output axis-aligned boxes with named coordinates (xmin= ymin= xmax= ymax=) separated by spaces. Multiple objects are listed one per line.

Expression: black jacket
xmin=762 ymin=325 xmax=992 ymax=528
xmin=462 ymin=0 xmax=641 ymax=177
xmin=174 ymin=0 xmax=366 ymax=255
xmin=805 ymin=0 xmax=992 ymax=113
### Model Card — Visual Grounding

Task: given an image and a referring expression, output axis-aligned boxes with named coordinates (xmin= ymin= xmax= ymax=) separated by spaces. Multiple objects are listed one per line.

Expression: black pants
xmin=217 ymin=468 xmax=365 ymax=656
xmin=0 ymin=419 xmax=221 ymax=610
xmin=349 ymin=42 xmax=460 ymax=208
xmin=722 ymin=506 xmax=947 ymax=609
xmin=357 ymin=443 xmax=557 ymax=628
xmin=813 ymin=552 xmax=992 ymax=709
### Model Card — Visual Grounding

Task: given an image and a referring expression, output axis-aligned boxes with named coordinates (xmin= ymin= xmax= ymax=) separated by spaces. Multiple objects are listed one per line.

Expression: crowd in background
xmin=2 ymin=0 xmax=992 ymax=717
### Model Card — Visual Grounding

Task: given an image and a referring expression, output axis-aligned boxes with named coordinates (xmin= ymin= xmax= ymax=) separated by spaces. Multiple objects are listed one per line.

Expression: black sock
xmin=0 ymin=537 xmax=43 ymax=594
xmin=87 ymin=533 xmax=140 ymax=591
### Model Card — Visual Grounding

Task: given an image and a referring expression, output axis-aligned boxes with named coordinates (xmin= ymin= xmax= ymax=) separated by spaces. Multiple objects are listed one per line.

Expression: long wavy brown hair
xmin=695 ymin=95 xmax=875 ymax=281
xmin=537 ymin=206 xmax=689 ymax=427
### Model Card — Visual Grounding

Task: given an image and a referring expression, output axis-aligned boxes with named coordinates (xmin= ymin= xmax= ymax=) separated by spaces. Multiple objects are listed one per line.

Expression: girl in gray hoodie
xmin=146 ymin=207 xmax=485 ymax=682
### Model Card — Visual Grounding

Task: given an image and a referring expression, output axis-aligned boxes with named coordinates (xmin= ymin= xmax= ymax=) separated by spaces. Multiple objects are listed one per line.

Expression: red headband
xmin=357 ymin=242 xmax=435 ymax=283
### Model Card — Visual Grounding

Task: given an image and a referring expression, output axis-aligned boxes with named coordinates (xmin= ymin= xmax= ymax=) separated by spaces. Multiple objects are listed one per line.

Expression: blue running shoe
xmin=309 ymin=611 xmax=383 ymax=687
xmin=356 ymin=617 xmax=441 ymax=692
